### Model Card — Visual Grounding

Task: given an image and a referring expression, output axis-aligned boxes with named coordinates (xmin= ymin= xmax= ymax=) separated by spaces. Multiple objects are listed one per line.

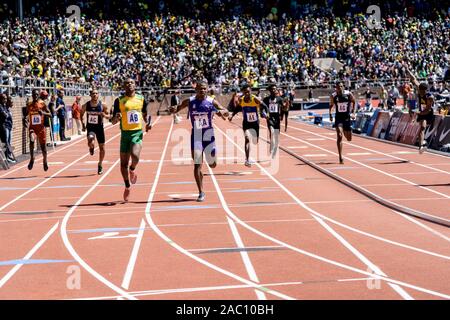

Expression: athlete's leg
xmin=98 ymin=143 xmax=105 ymax=174
xmin=87 ymin=132 xmax=95 ymax=155
xmin=336 ymin=125 xmax=344 ymax=164
xmin=192 ymin=150 xmax=205 ymax=201
xmin=418 ymin=119 xmax=427 ymax=153
xmin=343 ymin=129 xmax=352 ymax=142
xmin=129 ymin=142 xmax=142 ymax=184
xmin=28 ymin=131 xmax=35 ymax=170
xmin=40 ymin=140 xmax=48 ymax=171
xmin=244 ymin=130 xmax=251 ymax=165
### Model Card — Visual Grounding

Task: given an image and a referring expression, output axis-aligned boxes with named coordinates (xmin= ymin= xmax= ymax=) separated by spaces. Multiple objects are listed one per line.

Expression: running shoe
xmin=43 ymin=162 xmax=48 ymax=171
xmin=419 ymin=144 xmax=427 ymax=154
xmin=245 ymin=160 xmax=252 ymax=167
xmin=130 ymin=170 xmax=137 ymax=184
xmin=123 ymin=187 xmax=131 ymax=202
xmin=98 ymin=164 xmax=103 ymax=175
xmin=27 ymin=159 xmax=34 ymax=170
xmin=197 ymin=192 xmax=206 ymax=202
xmin=339 ymin=157 xmax=344 ymax=164
xmin=89 ymin=147 xmax=94 ymax=155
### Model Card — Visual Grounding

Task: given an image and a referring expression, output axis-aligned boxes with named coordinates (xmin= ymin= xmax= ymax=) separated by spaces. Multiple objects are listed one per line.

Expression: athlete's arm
xmin=80 ymin=103 xmax=87 ymax=131
xmin=111 ymin=98 xmax=121 ymax=125
xmin=349 ymin=93 xmax=356 ymax=117
xmin=406 ymin=68 xmax=420 ymax=89
xmin=40 ymin=103 xmax=52 ymax=117
xmin=329 ymin=95 xmax=334 ymax=122
xmin=255 ymin=97 xmax=268 ymax=118
xmin=170 ymin=98 xmax=188 ymax=114
xmin=229 ymin=104 xmax=242 ymax=121
xmin=23 ymin=104 xmax=30 ymax=128
xmin=142 ymin=99 xmax=152 ymax=132
xmin=212 ymin=99 xmax=229 ymax=120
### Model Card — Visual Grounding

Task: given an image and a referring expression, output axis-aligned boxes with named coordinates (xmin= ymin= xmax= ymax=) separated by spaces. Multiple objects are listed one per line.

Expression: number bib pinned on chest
xmin=127 ymin=111 xmax=140 ymax=125
xmin=31 ymin=114 xmax=42 ymax=125
xmin=88 ymin=114 xmax=99 ymax=124
xmin=246 ymin=112 xmax=258 ymax=122
xmin=194 ymin=114 xmax=210 ymax=129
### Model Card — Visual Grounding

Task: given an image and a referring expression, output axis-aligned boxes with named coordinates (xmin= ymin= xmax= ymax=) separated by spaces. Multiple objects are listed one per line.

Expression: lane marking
xmin=0 ymin=223 xmax=59 ymax=288
xmin=216 ymin=124 xmax=450 ymax=298
xmin=289 ymin=123 xmax=450 ymax=175
xmin=0 ymin=132 xmax=122 ymax=213
xmin=226 ymin=216 xmax=267 ymax=300
xmin=59 ymin=116 xmax=161 ymax=300
xmin=144 ymin=120 xmax=294 ymax=300
xmin=121 ymin=219 xmax=146 ymax=289
xmin=0 ymin=124 xmax=115 ymax=178
xmin=73 ymin=277 xmax=376 ymax=300
xmin=275 ymin=128 xmax=450 ymax=201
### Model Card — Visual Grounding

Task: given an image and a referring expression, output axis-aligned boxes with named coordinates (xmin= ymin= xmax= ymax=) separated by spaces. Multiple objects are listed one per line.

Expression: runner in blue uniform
xmin=169 ymin=81 xmax=229 ymax=202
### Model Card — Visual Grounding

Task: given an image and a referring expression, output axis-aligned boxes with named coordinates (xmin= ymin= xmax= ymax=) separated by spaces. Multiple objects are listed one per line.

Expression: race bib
xmin=127 ymin=111 xmax=140 ymax=124
xmin=31 ymin=114 xmax=42 ymax=125
xmin=337 ymin=103 xmax=348 ymax=113
xmin=246 ymin=112 xmax=257 ymax=122
xmin=269 ymin=103 xmax=279 ymax=113
xmin=88 ymin=114 xmax=99 ymax=124
xmin=194 ymin=115 xmax=210 ymax=129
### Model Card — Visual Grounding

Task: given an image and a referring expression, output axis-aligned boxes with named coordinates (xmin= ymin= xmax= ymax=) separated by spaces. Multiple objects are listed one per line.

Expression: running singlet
xmin=27 ymin=100 xmax=45 ymax=127
xmin=86 ymin=101 xmax=104 ymax=127
xmin=417 ymin=93 xmax=434 ymax=114
xmin=239 ymin=95 xmax=260 ymax=124
xmin=332 ymin=91 xmax=352 ymax=117
xmin=114 ymin=94 xmax=147 ymax=131
xmin=188 ymin=96 xmax=216 ymax=130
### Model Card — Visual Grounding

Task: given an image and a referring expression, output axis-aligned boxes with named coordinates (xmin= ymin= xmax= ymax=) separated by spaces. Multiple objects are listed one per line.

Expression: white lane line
xmin=60 ymin=158 xmax=136 ymax=300
xmin=144 ymin=120 xmax=295 ymax=300
xmin=216 ymin=124 xmax=450 ymax=298
xmin=0 ymin=131 xmax=122 ymax=213
xmin=393 ymin=211 xmax=450 ymax=242
xmin=73 ymin=277 xmax=374 ymax=300
xmin=0 ymin=124 xmax=115 ymax=178
xmin=226 ymin=216 xmax=267 ymax=300
xmin=188 ymin=245 xmax=284 ymax=253
xmin=121 ymin=219 xmax=146 ymax=290
xmin=289 ymin=124 xmax=450 ymax=175
xmin=303 ymin=154 xmax=329 ymax=157
xmin=0 ymin=222 xmax=59 ymax=288
xmin=275 ymin=128 xmax=450 ymax=199
xmin=347 ymin=153 xmax=373 ymax=156
xmin=217 ymin=125 xmax=413 ymax=300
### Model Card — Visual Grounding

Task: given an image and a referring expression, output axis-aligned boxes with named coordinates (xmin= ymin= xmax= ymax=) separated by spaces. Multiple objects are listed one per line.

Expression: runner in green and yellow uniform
xmin=112 ymin=79 xmax=152 ymax=201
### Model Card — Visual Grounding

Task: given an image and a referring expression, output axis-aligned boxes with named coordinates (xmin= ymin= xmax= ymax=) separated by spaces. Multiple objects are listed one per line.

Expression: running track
xmin=0 ymin=115 xmax=448 ymax=300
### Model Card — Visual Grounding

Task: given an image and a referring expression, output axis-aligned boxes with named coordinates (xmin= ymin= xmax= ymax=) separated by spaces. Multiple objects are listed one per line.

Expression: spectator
xmin=0 ymin=93 xmax=15 ymax=162
xmin=72 ymin=96 xmax=82 ymax=135
xmin=55 ymin=90 xmax=70 ymax=141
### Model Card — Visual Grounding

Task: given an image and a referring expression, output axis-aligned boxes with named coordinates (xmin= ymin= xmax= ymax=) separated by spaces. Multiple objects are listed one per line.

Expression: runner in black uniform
xmin=81 ymin=88 xmax=110 ymax=175
xmin=262 ymin=84 xmax=283 ymax=158
xmin=406 ymin=68 xmax=435 ymax=154
xmin=280 ymin=88 xmax=293 ymax=132
xmin=329 ymin=83 xmax=356 ymax=164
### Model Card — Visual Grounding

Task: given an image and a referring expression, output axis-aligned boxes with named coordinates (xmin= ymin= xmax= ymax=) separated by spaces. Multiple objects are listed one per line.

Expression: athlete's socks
xmin=125 ymin=180 xmax=131 ymax=188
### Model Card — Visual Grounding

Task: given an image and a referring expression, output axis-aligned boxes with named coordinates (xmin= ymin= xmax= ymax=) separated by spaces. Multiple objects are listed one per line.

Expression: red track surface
xmin=0 ymin=115 xmax=449 ymax=300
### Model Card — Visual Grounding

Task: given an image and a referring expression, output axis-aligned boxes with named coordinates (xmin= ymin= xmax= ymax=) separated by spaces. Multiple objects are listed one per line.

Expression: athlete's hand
xmin=329 ymin=114 xmax=333 ymax=122
xmin=220 ymin=110 xmax=229 ymax=118
xmin=146 ymin=124 xmax=152 ymax=132
xmin=228 ymin=115 xmax=233 ymax=122
xmin=168 ymin=106 xmax=176 ymax=114
xmin=82 ymin=125 xmax=86 ymax=132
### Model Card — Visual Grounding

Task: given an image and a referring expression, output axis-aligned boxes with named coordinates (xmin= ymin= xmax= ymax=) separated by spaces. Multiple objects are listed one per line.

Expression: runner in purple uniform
xmin=169 ymin=81 xmax=229 ymax=202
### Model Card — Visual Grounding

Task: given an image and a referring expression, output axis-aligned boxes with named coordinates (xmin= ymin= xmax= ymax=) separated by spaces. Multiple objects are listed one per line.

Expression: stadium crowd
xmin=0 ymin=0 xmax=449 ymax=91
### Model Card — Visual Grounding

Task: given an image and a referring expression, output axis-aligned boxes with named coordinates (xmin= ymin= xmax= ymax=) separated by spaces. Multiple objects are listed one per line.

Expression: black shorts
xmin=87 ymin=126 xmax=105 ymax=144
xmin=335 ymin=116 xmax=352 ymax=131
xmin=416 ymin=112 xmax=434 ymax=125
xmin=243 ymin=122 xmax=260 ymax=140
xmin=267 ymin=117 xmax=281 ymax=130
